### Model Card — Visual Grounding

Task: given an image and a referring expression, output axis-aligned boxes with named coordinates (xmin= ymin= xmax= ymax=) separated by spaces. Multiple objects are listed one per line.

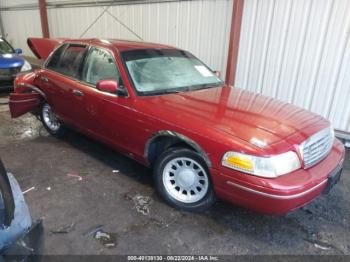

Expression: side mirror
xmin=96 ymin=79 xmax=128 ymax=97
xmin=14 ymin=48 xmax=22 ymax=54
xmin=96 ymin=79 xmax=118 ymax=94
xmin=214 ymin=70 xmax=221 ymax=78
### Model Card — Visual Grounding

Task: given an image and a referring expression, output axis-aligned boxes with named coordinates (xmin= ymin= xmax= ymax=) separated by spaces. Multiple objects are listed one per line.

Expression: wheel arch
xmin=144 ymin=130 xmax=211 ymax=168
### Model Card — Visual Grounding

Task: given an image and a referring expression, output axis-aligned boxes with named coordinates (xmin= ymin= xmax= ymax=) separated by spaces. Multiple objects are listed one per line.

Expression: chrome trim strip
xmin=16 ymin=83 xmax=47 ymax=99
xmin=226 ymin=179 xmax=328 ymax=200
xmin=9 ymin=98 xmax=39 ymax=104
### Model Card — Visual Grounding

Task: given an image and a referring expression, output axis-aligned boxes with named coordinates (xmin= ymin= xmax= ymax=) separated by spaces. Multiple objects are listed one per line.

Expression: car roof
xmin=64 ymin=38 xmax=175 ymax=51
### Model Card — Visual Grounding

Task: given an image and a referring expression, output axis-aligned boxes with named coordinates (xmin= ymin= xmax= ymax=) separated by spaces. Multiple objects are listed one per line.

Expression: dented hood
xmin=27 ymin=38 xmax=67 ymax=60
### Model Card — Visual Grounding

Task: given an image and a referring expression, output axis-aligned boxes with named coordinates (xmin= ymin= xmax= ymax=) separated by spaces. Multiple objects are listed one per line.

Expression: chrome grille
xmin=300 ymin=127 xmax=334 ymax=168
xmin=0 ymin=67 xmax=21 ymax=76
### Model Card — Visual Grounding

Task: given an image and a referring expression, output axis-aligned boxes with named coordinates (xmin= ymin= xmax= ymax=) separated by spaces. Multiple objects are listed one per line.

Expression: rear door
xmin=39 ymin=44 xmax=88 ymax=126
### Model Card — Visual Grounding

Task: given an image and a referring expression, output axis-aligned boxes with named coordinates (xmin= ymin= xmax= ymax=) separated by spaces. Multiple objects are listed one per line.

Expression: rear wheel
xmin=40 ymin=103 xmax=66 ymax=136
xmin=154 ymin=148 xmax=216 ymax=212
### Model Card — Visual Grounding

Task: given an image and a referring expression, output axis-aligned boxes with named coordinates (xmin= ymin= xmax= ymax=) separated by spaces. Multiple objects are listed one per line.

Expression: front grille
xmin=300 ymin=127 xmax=334 ymax=168
xmin=0 ymin=67 xmax=21 ymax=76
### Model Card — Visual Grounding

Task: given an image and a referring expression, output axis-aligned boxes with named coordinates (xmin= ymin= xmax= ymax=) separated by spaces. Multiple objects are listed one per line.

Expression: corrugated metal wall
xmin=0 ymin=0 xmax=233 ymax=77
xmin=0 ymin=7 xmax=42 ymax=54
xmin=235 ymin=0 xmax=350 ymax=133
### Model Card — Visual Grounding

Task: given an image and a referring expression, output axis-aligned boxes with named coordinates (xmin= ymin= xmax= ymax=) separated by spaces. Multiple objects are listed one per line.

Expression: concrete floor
xmin=0 ymin=92 xmax=349 ymax=255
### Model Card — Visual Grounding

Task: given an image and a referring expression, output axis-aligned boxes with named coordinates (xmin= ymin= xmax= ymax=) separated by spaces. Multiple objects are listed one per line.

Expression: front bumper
xmin=212 ymin=139 xmax=345 ymax=215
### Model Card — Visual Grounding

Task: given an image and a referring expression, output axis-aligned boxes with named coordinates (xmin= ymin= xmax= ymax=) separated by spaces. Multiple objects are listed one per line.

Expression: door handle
xmin=72 ymin=89 xmax=84 ymax=97
xmin=41 ymin=76 xmax=49 ymax=83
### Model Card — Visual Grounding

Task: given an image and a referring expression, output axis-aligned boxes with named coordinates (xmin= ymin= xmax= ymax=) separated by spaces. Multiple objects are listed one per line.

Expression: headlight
xmin=222 ymin=151 xmax=301 ymax=178
xmin=21 ymin=60 xmax=32 ymax=72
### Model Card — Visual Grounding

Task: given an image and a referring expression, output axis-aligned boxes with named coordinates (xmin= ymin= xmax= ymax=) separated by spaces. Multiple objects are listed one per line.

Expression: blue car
xmin=0 ymin=37 xmax=32 ymax=90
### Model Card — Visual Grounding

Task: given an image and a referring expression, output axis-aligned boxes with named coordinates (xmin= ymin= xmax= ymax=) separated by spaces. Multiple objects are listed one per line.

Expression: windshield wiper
xmin=159 ymin=90 xmax=182 ymax=95
xmin=143 ymin=84 xmax=222 ymax=96
xmin=143 ymin=89 xmax=181 ymax=96
xmin=187 ymin=82 xmax=223 ymax=91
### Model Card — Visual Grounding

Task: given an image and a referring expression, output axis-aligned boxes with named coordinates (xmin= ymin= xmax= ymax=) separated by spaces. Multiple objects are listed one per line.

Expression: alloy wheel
xmin=42 ymin=104 xmax=61 ymax=132
xmin=162 ymin=157 xmax=209 ymax=203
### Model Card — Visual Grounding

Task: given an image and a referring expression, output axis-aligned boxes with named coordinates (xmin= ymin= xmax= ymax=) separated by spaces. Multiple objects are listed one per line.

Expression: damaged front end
xmin=0 ymin=159 xmax=42 ymax=260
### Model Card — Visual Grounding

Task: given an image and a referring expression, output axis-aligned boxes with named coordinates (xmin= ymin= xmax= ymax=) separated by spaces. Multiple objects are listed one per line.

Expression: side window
xmin=56 ymin=45 xmax=86 ymax=78
xmin=46 ymin=44 xmax=66 ymax=70
xmin=82 ymin=47 xmax=121 ymax=86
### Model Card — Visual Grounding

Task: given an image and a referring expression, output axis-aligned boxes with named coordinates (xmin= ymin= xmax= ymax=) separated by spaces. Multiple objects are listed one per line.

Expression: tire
xmin=154 ymin=147 xmax=216 ymax=212
xmin=40 ymin=102 xmax=66 ymax=137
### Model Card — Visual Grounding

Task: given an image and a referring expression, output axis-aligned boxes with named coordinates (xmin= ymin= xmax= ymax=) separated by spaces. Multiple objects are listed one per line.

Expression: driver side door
xmin=78 ymin=46 xmax=127 ymax=139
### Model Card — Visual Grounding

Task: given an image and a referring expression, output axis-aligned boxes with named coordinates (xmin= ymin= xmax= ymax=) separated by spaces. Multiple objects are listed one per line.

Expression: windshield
xmin=0 ymin=39 xmax=14 ymax=54
xmin=121 ymin=49 xmax=223 ymax=96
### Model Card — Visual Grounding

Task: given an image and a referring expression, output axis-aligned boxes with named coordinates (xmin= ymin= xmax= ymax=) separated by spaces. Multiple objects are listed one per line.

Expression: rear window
xmin=56 ymin=45 xmax=86 ymax=78
xmin=46 ymin=44 xmax=67 ymax=71
xmin=47 ymin=44 xmax=86 ymax=79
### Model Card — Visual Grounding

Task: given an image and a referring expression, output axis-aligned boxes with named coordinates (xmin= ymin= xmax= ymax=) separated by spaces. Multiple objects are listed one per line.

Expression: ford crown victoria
xmin=9 ymin=38 xmax=345 ymax=214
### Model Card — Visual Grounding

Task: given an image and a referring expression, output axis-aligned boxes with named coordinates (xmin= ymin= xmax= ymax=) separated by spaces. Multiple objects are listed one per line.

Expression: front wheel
xmin=154 ymin=148 xmax=216 ymax=212
xmin=40 ymin=103 xmax=66 ymax=136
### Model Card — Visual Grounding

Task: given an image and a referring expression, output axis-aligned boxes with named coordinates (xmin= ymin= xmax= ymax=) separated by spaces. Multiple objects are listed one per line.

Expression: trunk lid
xmin=27 ymin=38 xmax=66 ymax=60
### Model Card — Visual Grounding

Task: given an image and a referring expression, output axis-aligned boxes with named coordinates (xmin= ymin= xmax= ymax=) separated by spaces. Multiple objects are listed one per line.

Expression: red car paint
xmin=10 ymin=38 xmax=345 ymax=215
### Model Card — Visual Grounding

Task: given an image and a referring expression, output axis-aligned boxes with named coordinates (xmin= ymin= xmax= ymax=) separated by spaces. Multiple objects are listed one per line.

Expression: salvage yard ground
xmin=0 ymin=92 xmax=349 ymax=255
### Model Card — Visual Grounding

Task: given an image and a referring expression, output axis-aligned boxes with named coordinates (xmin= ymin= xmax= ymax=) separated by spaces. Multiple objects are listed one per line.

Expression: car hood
xmin=138 ymin=86 xmax=329 ymax=150
xmin=0 ymin=54 xmax=24 ymax=69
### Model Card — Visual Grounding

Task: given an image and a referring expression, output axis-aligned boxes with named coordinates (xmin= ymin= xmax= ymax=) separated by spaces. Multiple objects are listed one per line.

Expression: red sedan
xmin=9 ymin=38 xmax=345 ymax=215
